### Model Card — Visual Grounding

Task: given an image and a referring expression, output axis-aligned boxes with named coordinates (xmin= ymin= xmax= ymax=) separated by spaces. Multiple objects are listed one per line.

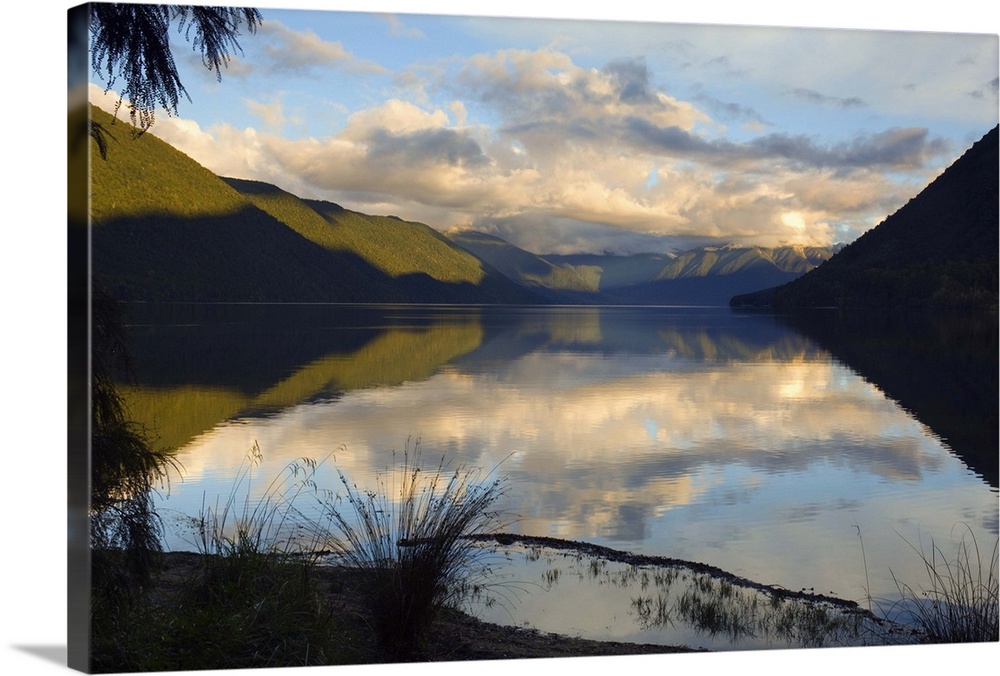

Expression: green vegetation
xmin=91 ymin=444 xmax=353 ymax=672
xmin=578 ymin=555 xmax=877 ymax=649
xmin=738 ymin=258 xmax=998 ymax=310
xmin=88 ymin=432 xmax=995 ymax=669
xmin=448 ymin=230 xmax=597 ymax=293
xmin=88 ymin=106 xmax=400 ymax=303
xmin=306 ymin=198 xmax=488 ymax=284
xmin=89 ymin=105 xmax=537 ymax=304
xmin=89 ymin=107 xmax=249 ymax=224
xmin=223 ymin=178 xmax=487 ymax=285
xmin=89 ymin=283 xmax=182 ymax=671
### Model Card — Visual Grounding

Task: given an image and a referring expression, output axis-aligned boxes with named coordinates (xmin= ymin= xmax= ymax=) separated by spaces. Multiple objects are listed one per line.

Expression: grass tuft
xmin=887 ymin=526 xmax=999 ymax=644
xmin=319 ymin=440 xmax=510 ymax=660
xmin=145 ymin=443 xmax=351 ymax=670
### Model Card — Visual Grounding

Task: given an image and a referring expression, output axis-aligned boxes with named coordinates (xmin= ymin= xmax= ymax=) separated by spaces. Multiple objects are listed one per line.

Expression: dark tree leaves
xmin=90 ymin=4 xmax=262 ymax=133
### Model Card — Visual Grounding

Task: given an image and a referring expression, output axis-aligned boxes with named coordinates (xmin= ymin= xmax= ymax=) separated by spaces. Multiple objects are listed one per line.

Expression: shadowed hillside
xmin=732 ymin=126 xmax=999 ymax=309
xmin=88 ymin=105 xmax=540 ymax=304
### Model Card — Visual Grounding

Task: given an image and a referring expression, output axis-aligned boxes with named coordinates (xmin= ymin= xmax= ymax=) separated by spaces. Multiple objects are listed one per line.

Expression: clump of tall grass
xmin=888 ymin=527 xmax=998 ymax=644
xmin=320 ymin=442 xmax=510 ymax=661
xmin=88 ymin=441 xmax=355 ymax=672
xmin=146 ymin=442 xmax=351 ymax=671
xmin=91 ymin=438 xmax=512 ymax=669
xmin=192 ymin=440 xmax=324 ymax=560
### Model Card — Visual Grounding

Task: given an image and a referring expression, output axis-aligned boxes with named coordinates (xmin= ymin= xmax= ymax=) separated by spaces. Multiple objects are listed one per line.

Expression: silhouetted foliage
xmin=89 ymin=283 xmax=180 ymax=671
xmin=90 ymin=3 xmax=262 ymax=133
xmin=88 ymin=120 xmax=111 ymax=159
xmin=90 ymin=283 xmax=177 ymax=586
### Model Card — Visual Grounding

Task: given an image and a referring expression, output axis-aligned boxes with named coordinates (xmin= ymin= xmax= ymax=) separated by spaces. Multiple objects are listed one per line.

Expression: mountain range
xmin=88 ymin=103 xmax=841 ymax=306
xmin=449 ymin=230 xmax=841 ymax=305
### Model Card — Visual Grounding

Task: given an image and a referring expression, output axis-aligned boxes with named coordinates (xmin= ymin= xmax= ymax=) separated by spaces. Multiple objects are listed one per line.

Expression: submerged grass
xmin=637 ymin=570 xmax=869 ymax=648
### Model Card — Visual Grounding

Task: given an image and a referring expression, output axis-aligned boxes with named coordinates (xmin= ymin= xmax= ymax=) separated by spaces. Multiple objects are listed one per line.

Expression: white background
xmin=3 ymin=1 xmax=998 ymax=675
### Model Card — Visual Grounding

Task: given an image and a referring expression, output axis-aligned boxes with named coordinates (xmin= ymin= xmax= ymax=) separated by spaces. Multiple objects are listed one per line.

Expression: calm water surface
xmin=122 ymin=304 xmax=997 ymax=649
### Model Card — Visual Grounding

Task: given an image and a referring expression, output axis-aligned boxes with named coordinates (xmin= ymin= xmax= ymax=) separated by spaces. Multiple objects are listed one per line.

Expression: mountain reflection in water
xmin=121 ymin=304 xmax=997 ymax=646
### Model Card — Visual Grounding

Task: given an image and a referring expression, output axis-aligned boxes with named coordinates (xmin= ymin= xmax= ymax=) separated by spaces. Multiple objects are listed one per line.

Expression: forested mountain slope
xmin=732 ymin=126 xmax=999 ymax=309
xmin=88 ymin=104 xmax=539 ymax=304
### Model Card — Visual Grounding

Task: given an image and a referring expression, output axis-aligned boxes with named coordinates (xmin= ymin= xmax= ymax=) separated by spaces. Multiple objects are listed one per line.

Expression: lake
xmin=120 ymin=303 xmax=997 ymax=650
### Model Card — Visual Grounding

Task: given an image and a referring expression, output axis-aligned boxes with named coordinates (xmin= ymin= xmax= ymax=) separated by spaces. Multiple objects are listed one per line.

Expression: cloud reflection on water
xmin=148 ymin=307 xmax=995 ymax=608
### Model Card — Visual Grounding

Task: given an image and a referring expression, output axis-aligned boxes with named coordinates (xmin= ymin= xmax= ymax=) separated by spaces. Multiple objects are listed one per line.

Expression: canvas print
xmin=67 ymin=2 xmax=998 ymax=673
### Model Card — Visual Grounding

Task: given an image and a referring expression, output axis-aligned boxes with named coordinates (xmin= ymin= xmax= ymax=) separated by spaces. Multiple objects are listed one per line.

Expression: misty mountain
xmin=446 ymin=230 xmax=599 ymax=300
xmin=606 ymin=244 xmax=840 ymax=305
xmin=458 ymin=237 xmax=840 ymax=305
xmin=542 ymin=252 xmax=678 ymax=290
xmin=732 ymin=126 xmax=999 ymax=309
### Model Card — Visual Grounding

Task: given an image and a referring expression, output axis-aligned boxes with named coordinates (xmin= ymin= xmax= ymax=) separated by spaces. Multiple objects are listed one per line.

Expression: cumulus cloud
xmin=601 ymin=57 xmax=657 ymax=104
xmin=244 ymin=98 xmax=288 ymax=131
xmin=453 ymin=48 xmax=709 ymax=145
xmin=133 ymin=82 xmax=939 ymax=252
xmin=365 ymin=127 xmax=491 ymax=169
xmin=89 ymin=26 xmax=970 ymax=256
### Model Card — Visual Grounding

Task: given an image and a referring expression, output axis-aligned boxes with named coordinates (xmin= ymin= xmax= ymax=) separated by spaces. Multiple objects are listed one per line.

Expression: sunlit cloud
xmin=452 ymin=48 xmax=711 ymax=143
xmin=93 ymin=73 xmax=944 ymax=252
xmin=244 ymin=97 xmax=291 ymax=132
xmin=88 ymin=9 xmax=998 ymax=254
xmin=164 ymin=350 xmax=955 ymax=554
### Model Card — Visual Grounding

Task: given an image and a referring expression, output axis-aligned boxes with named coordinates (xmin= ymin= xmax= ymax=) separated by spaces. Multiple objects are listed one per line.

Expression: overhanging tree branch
xmin=90 ymin=3 xmax=262 ymax=133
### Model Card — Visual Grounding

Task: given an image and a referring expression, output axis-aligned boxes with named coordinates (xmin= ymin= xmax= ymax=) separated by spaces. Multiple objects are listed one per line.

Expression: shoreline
xmin=142 ymin=532 xmax=902 ymax=663
xmin=149 ymin=550 xmax=703 ymax=662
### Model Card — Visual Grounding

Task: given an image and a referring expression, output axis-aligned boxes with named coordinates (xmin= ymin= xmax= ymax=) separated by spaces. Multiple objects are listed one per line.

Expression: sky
xmin=86 ymin=0 xmax=1000 ymax=256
